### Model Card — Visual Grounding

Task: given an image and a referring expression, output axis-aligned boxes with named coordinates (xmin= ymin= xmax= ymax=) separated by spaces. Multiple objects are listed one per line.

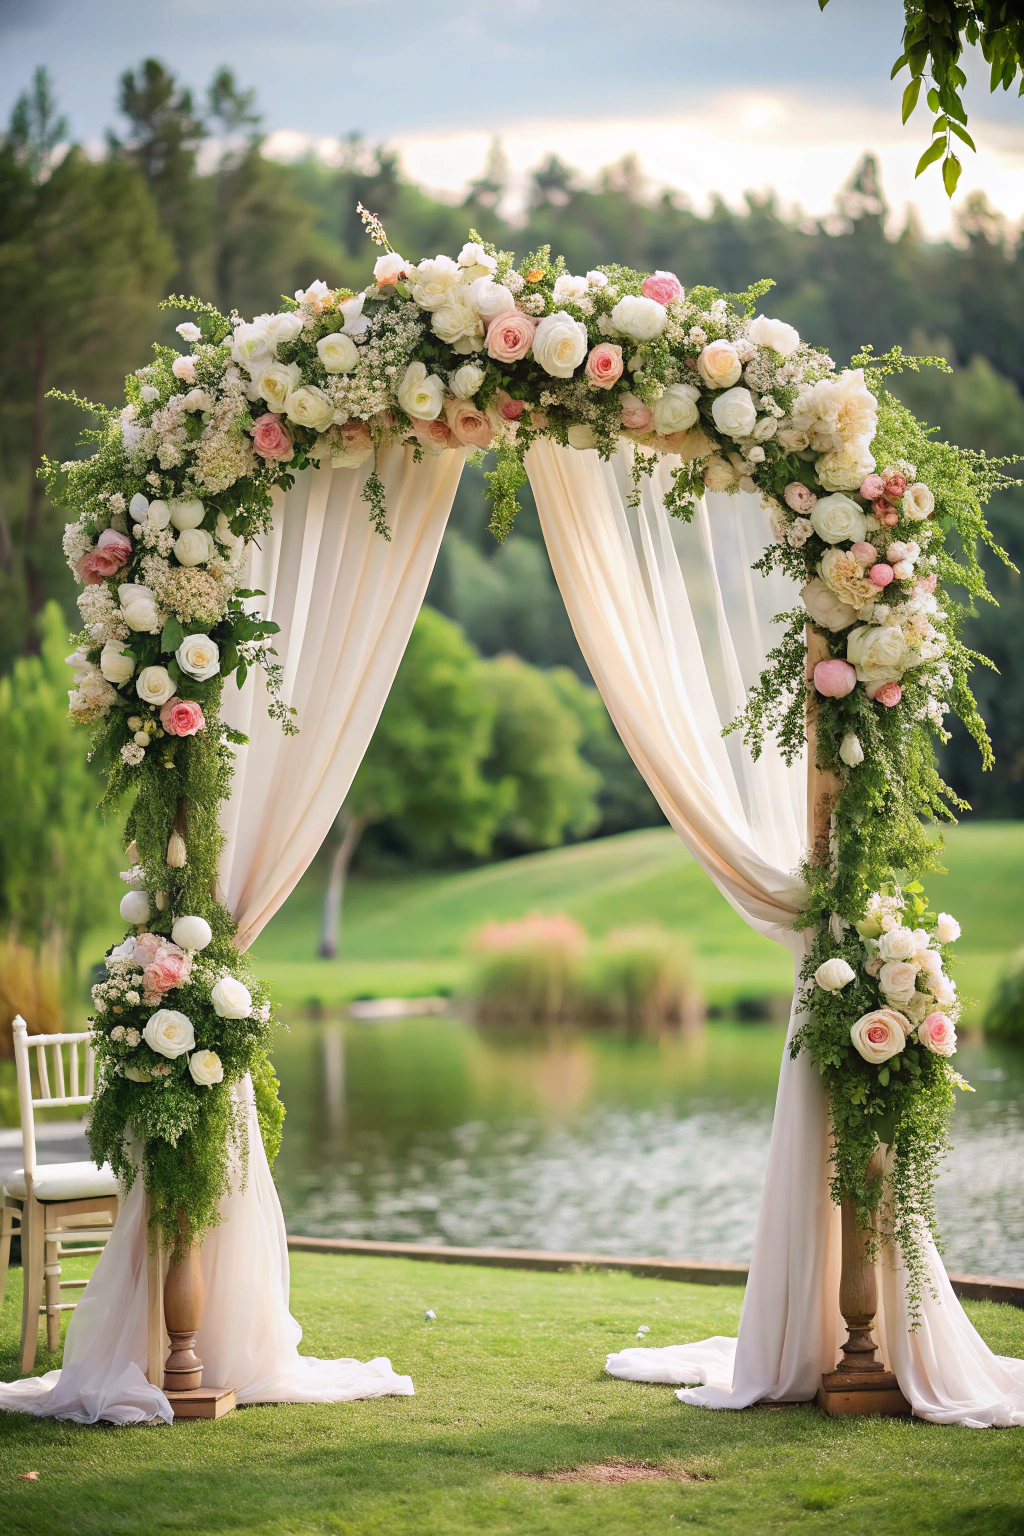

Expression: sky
xmin=2 ymin=0 xmax=1023 ymax=236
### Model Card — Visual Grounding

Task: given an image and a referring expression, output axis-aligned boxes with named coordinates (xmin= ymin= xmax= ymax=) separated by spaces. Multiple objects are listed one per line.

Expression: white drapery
xmin=528 ymin=439 xmax=1024 ymax=1428
xmin=0 ymin=446 xmax=464 ymax=1423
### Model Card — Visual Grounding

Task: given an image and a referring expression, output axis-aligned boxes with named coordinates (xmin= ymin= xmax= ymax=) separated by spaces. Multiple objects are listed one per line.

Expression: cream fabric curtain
xmin=0 ymin=446 xmax=464 ymax=1423
xmin=528 ymin=438 xmax=1024 ymax=1427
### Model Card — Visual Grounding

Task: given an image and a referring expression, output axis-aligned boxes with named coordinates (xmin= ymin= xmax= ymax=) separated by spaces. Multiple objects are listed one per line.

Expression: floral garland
xmin=49 ymin=213 xmax=1013 ymax=1276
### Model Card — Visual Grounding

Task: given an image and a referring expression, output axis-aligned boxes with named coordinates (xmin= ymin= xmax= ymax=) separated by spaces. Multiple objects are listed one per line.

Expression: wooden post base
xmin=165 ymin=1385 xmax=237 ymax=1420
xmin=817 ymin=1366 xmax=911 ymax=1417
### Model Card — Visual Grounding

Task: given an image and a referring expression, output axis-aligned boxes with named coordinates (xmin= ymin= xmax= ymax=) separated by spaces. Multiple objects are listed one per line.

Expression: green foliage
xmin=982 ymin=948 xmax=1024 ymax=1044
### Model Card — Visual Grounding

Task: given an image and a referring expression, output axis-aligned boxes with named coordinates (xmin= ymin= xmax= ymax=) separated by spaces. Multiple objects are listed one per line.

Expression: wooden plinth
xmin=817 ymin=1368 xmax=910 ymax=1417
xmin=166 ymin=1385 xmax=237 ymax=1420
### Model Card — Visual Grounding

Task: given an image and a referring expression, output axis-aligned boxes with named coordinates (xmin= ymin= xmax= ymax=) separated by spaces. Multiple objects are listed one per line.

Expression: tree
xmin=546 ymin=667 xmax=665 ymax=838
xmin=820 ymin=2 xmax=1024 ymax=194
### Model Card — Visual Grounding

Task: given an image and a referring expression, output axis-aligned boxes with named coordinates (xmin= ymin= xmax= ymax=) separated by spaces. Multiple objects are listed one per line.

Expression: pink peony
xmin=159 ymin=697 xmax=206 ymax=736
xmin=859 ymin=474 xmax=885 ymax=502
xmin=251 ymin=412 xmax=294 ymax=462
xmin=410 ymin=418 xmax=452 ymax=455
xmin=641 ymin=270 xmax=683 ymax=305
xmin=784 ymin=483 xmax=817 ymax=513
xmin=813 ymin=659 xmax=857 ymax=697
xmin=584 ymin=343 xmax=624 ymax=390
xmin=850 ymin=542 xmax=877 ymax=564
xmin=143 ymin=944 xmax=192 ymax=998
xmin=445 ymin=399 xmax=493 ymax=449
xmin=883 ymin=473 xmax=907 ymax=499
xmin=917 ymin=572 xmax=938 ymax=595
xmin=486 ymin=312 xmax=536 ymax=365
xmin=869 ymin=563 xmax=894 ymax=587
xmin=620 ymin=393 xmax=654 ymax=432
xmin=76 ymin=529 xmax=133 ymax=585
xmin=873 ymin=502 xmax=899 ymax=527
xmin=918 ymin=1011 xmax=957 ymax=1057
xmin=875 ymin=681 xmax=903 ymax=708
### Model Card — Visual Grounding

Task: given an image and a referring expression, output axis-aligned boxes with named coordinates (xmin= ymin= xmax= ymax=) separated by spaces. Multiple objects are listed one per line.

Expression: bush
xmin=582 ymin=926 xmax=702 ymax=1032
xmin=982 ymin=948 xmax=1024 ymax=1045
xmin=470 ymin=913 xmax=587 ymax=1024
xmin=0 ymin=931 xmax=63 ymax=1059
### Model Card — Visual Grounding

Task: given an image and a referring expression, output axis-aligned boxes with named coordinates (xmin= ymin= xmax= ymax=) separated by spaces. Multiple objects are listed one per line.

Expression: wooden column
xmin=149 ymin=1205 xmax=235 ymax=1419
xmin=806 ymin=628 xmax=910 ymax=1417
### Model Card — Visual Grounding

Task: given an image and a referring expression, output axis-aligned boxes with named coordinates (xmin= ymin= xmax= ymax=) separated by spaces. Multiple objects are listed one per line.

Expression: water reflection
xmin=271 ymin=1016 xmax=1024 ymax=1276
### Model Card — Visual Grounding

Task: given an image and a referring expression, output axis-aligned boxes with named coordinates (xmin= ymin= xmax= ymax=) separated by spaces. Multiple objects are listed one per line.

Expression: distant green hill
xmin=252 ymin=822 xmax=1024 ymax=1018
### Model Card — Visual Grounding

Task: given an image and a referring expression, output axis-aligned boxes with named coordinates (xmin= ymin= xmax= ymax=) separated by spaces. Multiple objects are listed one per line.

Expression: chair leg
xmin=44 ymin=1225 xmax=61 ymax=1353
xmin=0 ymin=1201 xmax=18 ymax=1314
xmin=20 ymin=1197 xmax=44 ymax=1373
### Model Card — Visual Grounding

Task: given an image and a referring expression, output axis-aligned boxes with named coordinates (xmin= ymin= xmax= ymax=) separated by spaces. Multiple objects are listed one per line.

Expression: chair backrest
xmin=11 ymin=1015 xmax=97 ymax=1185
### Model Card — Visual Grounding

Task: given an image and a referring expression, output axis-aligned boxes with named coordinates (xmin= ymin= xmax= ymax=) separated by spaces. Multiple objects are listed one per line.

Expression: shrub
xmin=471 ymin=913 xmax=586 ymax=1024
xmin=0 ymin=931 xmax=64 ymax=1059
xmin=982 ymin=948 xmax=1024 ymax=1045
xmin=582 ymin=926 xmax=703 ymax=1032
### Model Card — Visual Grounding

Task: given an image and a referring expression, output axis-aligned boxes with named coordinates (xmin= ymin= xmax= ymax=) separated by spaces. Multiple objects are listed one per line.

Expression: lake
xmin=272 ymin=1014 xmax=1024 ymax=1279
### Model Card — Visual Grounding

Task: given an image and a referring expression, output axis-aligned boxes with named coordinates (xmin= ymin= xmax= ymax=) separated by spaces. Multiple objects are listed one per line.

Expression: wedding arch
xmin=2 ymin=209 xmax=1022 ymax=1427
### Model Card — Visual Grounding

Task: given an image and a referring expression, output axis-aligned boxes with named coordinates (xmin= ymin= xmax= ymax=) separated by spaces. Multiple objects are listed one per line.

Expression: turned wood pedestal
xmin=147 ymin=1204 xmax=235 ymax=1420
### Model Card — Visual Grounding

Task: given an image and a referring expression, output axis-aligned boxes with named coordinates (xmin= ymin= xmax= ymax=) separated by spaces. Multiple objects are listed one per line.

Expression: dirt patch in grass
xmin=520 ymin=1460 xmax=704 ymax=1484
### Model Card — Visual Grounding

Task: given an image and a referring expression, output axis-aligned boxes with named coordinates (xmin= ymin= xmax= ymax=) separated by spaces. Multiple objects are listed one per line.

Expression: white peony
xmin=397 ymin=361 xmax=445 ymax=421
xmin=136 ymin=665 xmax=175 ymax=706
xmin=285 ymin=386 xmax=334 ymax=434
xmin=533 ymin=311 xmax=588 ymax=377
xmin=174 ymin=528 xmax=216 ymax=567
xmin=810 ymin=494 xmax=868 ymax=545
xmin=710 ymin=387 xmax=757 ymax=439
xmin=790 ymin=369 xmax=878 ymax=454
xmin=746 ymin=314 xmax=800 ymax=356
xmin=432 ymin=290 xmax=485 ymax=353
xmin=450 ymin=363 xmax=486 ymax=400
xmin=143 ymin=1008 xmax=195 ymax=1059
xmin=457 ymin=241 xmax=497 ymax=274
xmin=918 ymin=948 xmax=945 ymax=979
xmin=815 ymin=957 xmax=856 ymax=993
xmin=839 ymin=732 xmax=864 ymax=767
xmin=168 ymin=498 xmax=205 ymax=531
xmin=171 ymin=915 xmax=212 ymax=951
xmin=119 ymin=584 xmax=161 ymax=634
xmin=879 ymin=960 xmax=920 ymax=1006
xmin=316 ymin=333 xmax=359 ymax=374
xmin=176 ymin=634 xmax=220 ymax=681
xmin=850 ymin=1008 xmax=908 ymax=1064
xmin=846 ymin=623 xmax=909 ymax=686
xmin=128 ymin=493 xmax=150 ymax=522
xmin=802 ymin=578 xmax=858 ymax=632
xmin=652 ymin=383 xmax=700 ymax=436
xmin=816 ymin=440 xmax=876 ymax=493
xmin=610 ymin=295 xmax=667 ymax=342
xmin=935 ymin=912 xmax=961 ymax=944
xmin=255 ymin=361 xmax=302 ymax=411
xmin=411 ymin=255 xmax=460 ymax=310
xmin=145 ymin=500 xmax=171 ymax=529
xmin=231 ymin=322 xmax=274 ymax=374
xmin=211 ymin=976 xmax=253 ymax=1019
xmin=467 ymin=277 xmax=515 ymax=321
xmin=100 ymin=640 xmax=135 ymax=686
xmin=119 ymin=890 xmax=151 ymax=925
xmin=188 ymin=1050 xmax=224 ymax=1087
xmin=552 ymin=273 xmax=590 ymax=305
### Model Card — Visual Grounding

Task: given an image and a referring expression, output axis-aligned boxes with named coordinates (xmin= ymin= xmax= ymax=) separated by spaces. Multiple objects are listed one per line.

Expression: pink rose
xmin=869 ymin=563 xmax=894 ymax=587
xmin=76 ymin=530 xmax=133 ymax=585
xmin=873 ymin=503 xmax=899 ymax=527
xmin=499 ymin=397 xmax=526 ymax=421
xmin=859 ymin=474 xmax=885 ymax=502
xmin=875 ymin=682 xmax=903 ymax=708
xmin=252 ymin=413 xmax=294 ymax=462
xmin=784 ymin=483 xmax=817 ymax=513
xmin=159 ymin=697 xmax=206 ymax=736
xmin=918 ymin=1011 xmax=956 ymax=1057
xmin=850 ymin=542 xmax=877 ymax=564
xmin=641 ymin=270 xmax=683 ymax=305
xmin=917 ymin=573 xmax=938 ymax=595
xmin=891 ymin=560 xmax=915 ymax=580
xmin=141 ymin=939 xmax=192 ymax=997
xmin=883 ymin=473 xmax=907 ymax=499
xmin=620 ymin=393 xmax=654 ymax=432
xmin=445 ymin=399 xmax=493 ymax=450
xmin=813 ymin=659 xmax=857 ymax=697
xmin=410 ymin=418 xmax=452 ymax=456
xmin=131 ymin=932 xmax=162 ymax=969
xmin=585 ymin=343 xmax=624 ymax=390
xmin=486 ymin=312 xmax=536 ymax=365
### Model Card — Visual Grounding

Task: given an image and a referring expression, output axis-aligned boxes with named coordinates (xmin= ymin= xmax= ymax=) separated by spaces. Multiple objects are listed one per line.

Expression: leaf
xmin=931 ymin=115 xmax=949 ymax=135
xmin=942 ymin=152 xmax=962 ymax=198
xmin=915 ymin=137 xmax=946 ymax=178
xmin=235 ymin=661 xmax=248 ymax=691
xmin=878 ymin=1067 xmax=890 ymax=1087
xmin=902 ymin=77 xmax=923 ymax=123
xmin=160 ymin=616 xmax=185 ymax=654
xmin=947 ymin=118 xmax=976 ymax=151
xmin=890 ymin=51 xmax=910 ymax=80
xmin=926 ymin=86 xmax=941 ymax=113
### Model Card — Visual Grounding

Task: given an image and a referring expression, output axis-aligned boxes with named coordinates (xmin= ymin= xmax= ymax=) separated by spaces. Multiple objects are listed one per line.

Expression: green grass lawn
xmin=1 ymin=1252 xmax=1022 ymax=1536
xmin=250 ymin=822 xmax=1024 ymax=1017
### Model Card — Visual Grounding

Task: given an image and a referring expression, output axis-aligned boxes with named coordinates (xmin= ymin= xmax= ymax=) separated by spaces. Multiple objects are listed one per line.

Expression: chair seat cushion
xmin=3 ymin=1160 xmax=119 ymax=1201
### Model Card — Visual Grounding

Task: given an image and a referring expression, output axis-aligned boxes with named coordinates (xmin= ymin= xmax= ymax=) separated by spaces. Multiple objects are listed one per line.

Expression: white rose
xmin=231 ymin=322 xmax=274 ymax=374
xmin=753 ymin=416 xmax=778 ymax=441
xmin=918 ymin=948 xmax=945 ymax=979
xmin=567 ymin=424 xmax=598 ymax=450
xmin=586 ymin=270 xmax=608 ymax=288
xmin=552 ymin=274 xmax=589 ymax=305
xmin=815 ymin=957 xmax=857 ymax=993
xmin=930 ymin=973 xmax=957 ymax=1007
xmin=255 ymin=361 xmax=302 ymax=411
xmin=801 ymin=578 xmax=857 ymax=632
xmin=652 ymin=383 xmax=701 ymax=435
xmin=128 ymin=493 xmax=150 ymax=522
xmin=373 ymin=252 xmax=407 ymax=284
xmin=100 ymin=640 xmax=135 ymax=686
xmin=533 ymin=311 xmax=588 ymax=378
xmin=188 ymin=1050 xmax=224 ymax=1087
xmin=467 ymin=278 xmax=515 ymax=321
xmin=397 ymin=361 xmax=445 ymax=421
xmin=119 ymin=583 xmax=161 ymax=634
xmin=809 ymin=494 xmax=868 ymax=545
xmin=451 ymin=363 xmax=486 ymax=400
xmin=211 ymin=976 xmax=253 ymax=1019
xmin=850 ymin=1008 xmax=908 ymax=1064
xmin=704 ymin=456 xmax=739 ymax=493
xmin=458 ymin=241 xmax=497 ymax=274
xmin=879 ymin=960 xmax=920 ymax=1006
xmin=839 ymin=732 xmax=864 ymax=767
xmin=260 ymin=311 xmax=304 ymax=350
xmin=697 ymin=341 xmax=742 ymax=389
xmin=119 ymin=890 xmax=151 ymax=924
xmin=877 ymin=926 xmax=919 ymax=962
xmin=610 ymin=295 xmax=667 ymax=342
xmin=710 ymin=387 xmax=757 ymax=439
xmin=174 ymin=528 xmax=216 ymax=567
xmin=136 ymin=665 xmax=175 ymax=705
xmin=935 ymin=912 xmax=961 ymax=944
xmin=816 ymin=441 xmax=877 ymax=493
xmin=846 ymin=623 xmax=909 ymax=686
xmin=171 ymin=915 xmax=213 ymax=951
xmin=903 ymin=483 xmax=934 ymax=520
xmin=172 ymin=355 xmax=197 ymax=384
xmin=432 ymin=291 xmax=485 ymax=352
xmin=746 ymin=315 xmax=801 ymax=356
xmin=285 ymin=386 xmax=335 ymax=434
xmin=339 ymin=295 xmax=370 ymax=339
xmin=176 ymin=633 xmax=220 ymax=681
xmin=316 ymin=334 xmax=359 ymax=374
xmin=143 ymin=1008 xmax=195 ymax=1059
xmin=411 ymin=255 xmax=460 ymax=310
xmin=168 ymin=498 xmax=205 ymax=530
xmin=145 ymin=500 xmax=171 ymax=529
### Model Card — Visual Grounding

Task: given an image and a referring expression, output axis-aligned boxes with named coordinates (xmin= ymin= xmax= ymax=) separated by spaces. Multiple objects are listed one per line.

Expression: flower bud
xmin=166 ymin=832 xmax=187 ymax=868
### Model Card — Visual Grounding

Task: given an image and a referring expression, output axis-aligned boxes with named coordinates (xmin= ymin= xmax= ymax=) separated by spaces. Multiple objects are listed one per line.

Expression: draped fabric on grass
xmin=528 ymin=438 xmax=1024 ymax=1428
xmin=0 ymin=446 xmax=462 ymax=1423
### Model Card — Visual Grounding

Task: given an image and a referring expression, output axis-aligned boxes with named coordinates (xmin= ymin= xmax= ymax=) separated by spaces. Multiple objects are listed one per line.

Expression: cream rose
xmin=410 ymin=255 xmax=460 ymax=310
xmin=533 ymin=311 xmax=588 ymax=377
xmin=285 ymin=386 xmax=334 ymax=434
xmin=316 ymin=333 xmax=359 ymax=374
xmin=230 ymin=322 xmax=273 ymax=373
xmin=746 ymin=315 xmax=800 ymax=356
xmin=810 ymin=493 xmax=868 ymax=545
xmin=99 ymin=640 xmax=135 ymax=686
xmin=877 ymin=926 xmax=919 ymax=962
xmin=879 ymin=960 xmax=920 ymax=1006
xmin=552 ymin=273 xmax=589 ymax=304
xmin=174 ymin=528 xmax=216 ymax=567
xmin=467 ymin=277 xmax=515 ymax=322
xmin=188 ymin=1050 xmax=224 ymax=1087
xmin=846 ymin=623 xmax=909 ymax=686
xmin=255 ymin=361 xmax=302 ymax=412
xmin=450 ymin=364 xmax=486 ymax=400
xmin=143 ymin=1008 xmax=195 ymax=1059
xmin=710 ymin=387 xmax=757 ymax=439
xmin=815 ymin=957 xmax=856 ymax=993
xmin=610 ymin=295 xmax=667 ymax=342
xmin=176 ymin=633 xmax=220 ymax=681
xmin=260 ymin=311 xmax=303 ymax=350
xmin=397 ymin=361 xmax=445 ymax=421
xmin=136 ymin=665 xmax=175 ymax=706
xmin=802 ymin=578 xmax=857 ymax=632
xmin=211 ymin=976 xmax=252 ymax=1019
xmin=652 ymin=383 xmax=701 ymax=435
xmin=850 ymin=1008 xmax=908 ymax=1064
xmin=119 ymin=584 xmax=161 ymax=634
xmin=373 ymin=252 xmax=407 ymax=285
xmin=697 ymin=341 xmax=742 ymax=389
xmin=903 ymin=483 xmax=934 ymax=520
